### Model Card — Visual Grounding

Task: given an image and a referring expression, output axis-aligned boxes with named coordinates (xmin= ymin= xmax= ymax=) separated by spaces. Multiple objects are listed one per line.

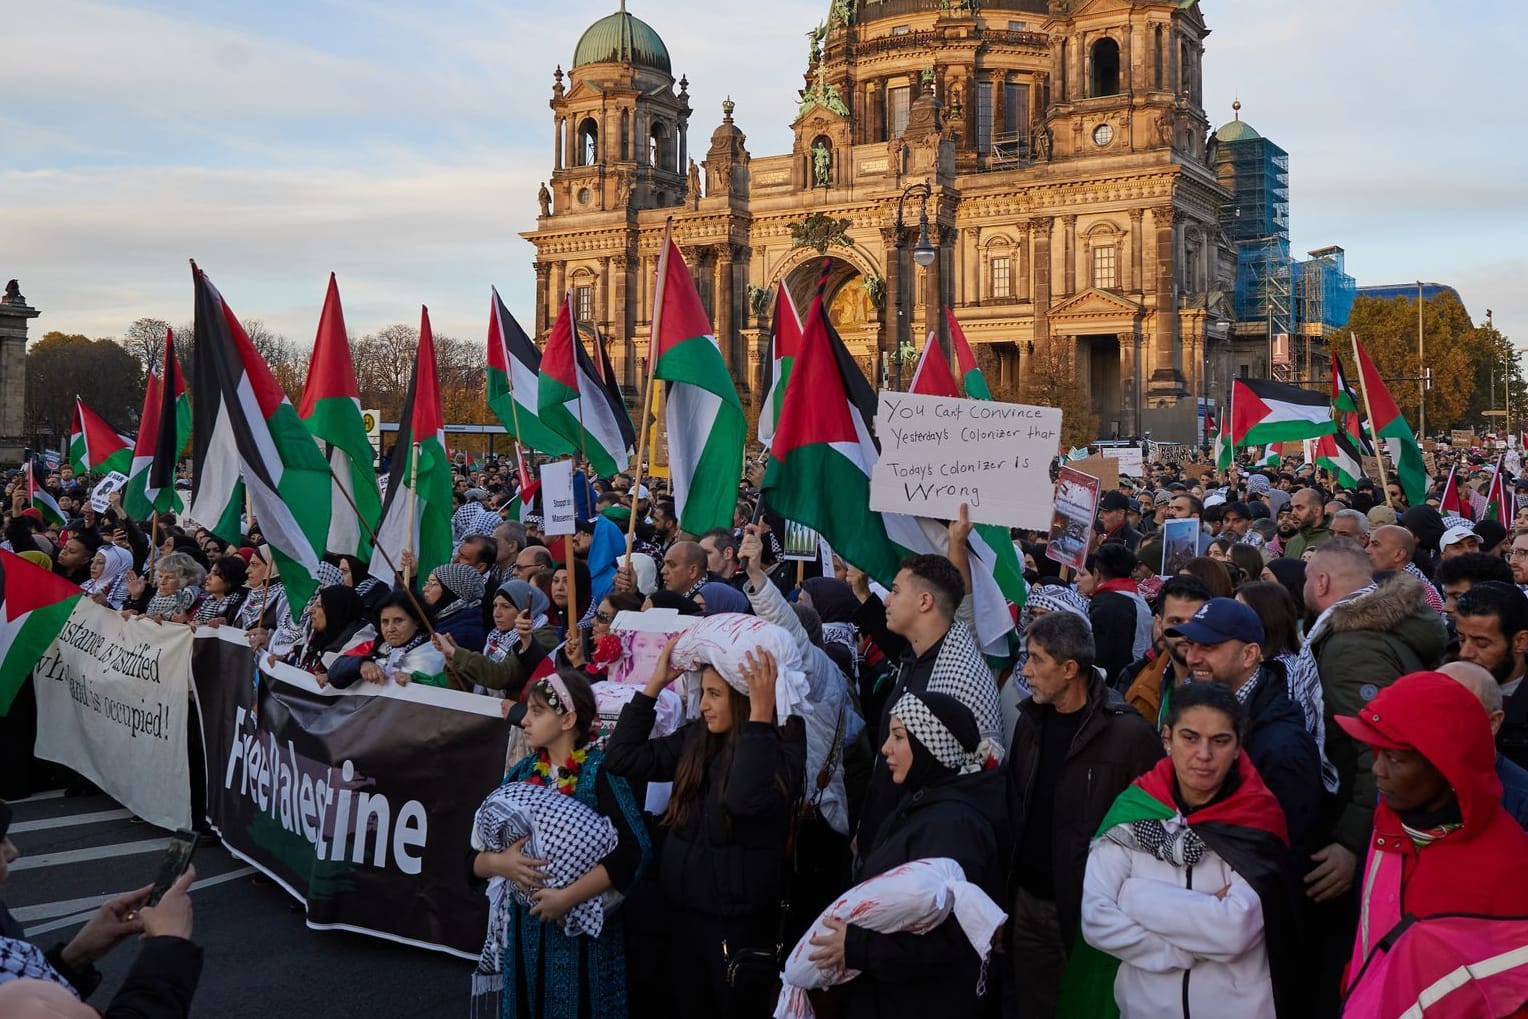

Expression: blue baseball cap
xmin=1165 ymin=597 xmax=1264 ymax=646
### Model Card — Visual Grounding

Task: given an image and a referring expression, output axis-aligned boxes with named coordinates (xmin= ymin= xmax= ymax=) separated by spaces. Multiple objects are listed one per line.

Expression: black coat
xmin=1005 ymin=672 xmax=1163 ymax=946
xmin=843 ymin=769 xmax=1008 ymax=1019
xmin=1243 ymin=662 xmax=1322 ymax=855
xmin=604 ymin=693 xmax=806 ymax=918
xmin=101 ymin=937 xmax=204 ymax=1019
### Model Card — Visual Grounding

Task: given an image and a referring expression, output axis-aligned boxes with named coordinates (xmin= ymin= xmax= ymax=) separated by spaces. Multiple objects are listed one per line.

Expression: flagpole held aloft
xmin=625 ymin=217 xmax=673 ymax=556
xmin=1352 ymin=334 xmax=1394 ymax=508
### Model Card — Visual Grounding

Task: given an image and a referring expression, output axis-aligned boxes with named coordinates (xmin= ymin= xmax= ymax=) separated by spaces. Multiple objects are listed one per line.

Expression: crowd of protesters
xmin=5 ymin=442 xmax=1528 ymax=1018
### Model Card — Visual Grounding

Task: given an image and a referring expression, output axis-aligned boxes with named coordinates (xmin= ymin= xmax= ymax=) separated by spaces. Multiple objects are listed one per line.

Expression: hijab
xmin=430 ymin=562 xmax=485 ymax=619
xmin=311 ymin=585 xmax=368 ymax=653
xmin=698 ymin=581 xmax=750 ymax=616
xmin=891 ymin=689 xmax=986 ymax=792
xmin=801 ymin=577 xmax=859 ymax=623
xmin=498 ymin=579 xmax=551 ymax=631
xmin=82 ymin=545 xmax=133 ymax=598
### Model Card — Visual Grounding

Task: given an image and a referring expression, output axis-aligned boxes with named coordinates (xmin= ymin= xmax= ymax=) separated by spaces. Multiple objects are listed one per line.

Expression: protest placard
xmin=1045 ymin=467 xmax=1101 ymax=571
xmin=539 ymin=459 xmax=575 ymax=535
xmin=1102 ymin=446 xmax=1144 ymax=477
xmin=783 ymin=520 xmax=822 ymax=561
xmin=1161 ymin=518 xmax=1200 ymax=576
xmin=1070 ymin=453 xmax=1120 ymax=491
xmin=89 ymin=470 xmax=129 ymax=512
xmin=869 ymin=392 xmax=1061 ymax=529
xmin=34 ymin=599 xmax=194 ymax=830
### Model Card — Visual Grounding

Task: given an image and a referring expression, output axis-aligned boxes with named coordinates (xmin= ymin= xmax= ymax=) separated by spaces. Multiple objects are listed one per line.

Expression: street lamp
xmin=893 ymin=178 xmax=936 ymax=390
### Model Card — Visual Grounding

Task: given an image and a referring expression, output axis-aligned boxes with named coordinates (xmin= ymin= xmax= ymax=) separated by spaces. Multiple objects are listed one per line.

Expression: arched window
xmin=1091 ymin=38 xmax=1121 ymax=97
xmin=649 ymin=121 xmax=668 ymax=170
xmin=578 ymin=118 xmax=598 ymax=166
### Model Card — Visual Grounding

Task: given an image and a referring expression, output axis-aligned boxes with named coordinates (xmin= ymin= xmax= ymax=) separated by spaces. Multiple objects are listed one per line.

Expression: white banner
xmin=33 ymin=599 xmax=194 ymax=830
xmin=870 ymin=392 xmax=1061 ymax=529
xmin=1101 ymin=446 xmax=1145 ymax=477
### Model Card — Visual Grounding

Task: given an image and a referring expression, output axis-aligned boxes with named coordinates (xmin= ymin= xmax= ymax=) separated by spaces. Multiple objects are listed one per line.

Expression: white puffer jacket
xmin=1080 ymin=821 xmax=1275 ymax=1019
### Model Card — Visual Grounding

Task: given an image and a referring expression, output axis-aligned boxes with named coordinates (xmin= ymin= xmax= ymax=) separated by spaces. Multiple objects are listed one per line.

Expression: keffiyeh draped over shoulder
xmin=669 ymin=613 xmax=813 ymax=722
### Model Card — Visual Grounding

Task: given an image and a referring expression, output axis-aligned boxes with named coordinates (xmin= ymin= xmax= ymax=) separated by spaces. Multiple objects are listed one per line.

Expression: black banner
xmin=192 ymin=630 xmax=509 ymax=958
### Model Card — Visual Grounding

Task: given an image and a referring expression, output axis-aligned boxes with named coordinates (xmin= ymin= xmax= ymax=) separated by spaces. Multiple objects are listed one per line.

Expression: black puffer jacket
xmin=604 ymin=692 xmax=806 ymax=917
xmin=1006 ymin=672 xmax=1163 ymax=946
xmin=844 ymin=768 xmax=1008 ymax=1019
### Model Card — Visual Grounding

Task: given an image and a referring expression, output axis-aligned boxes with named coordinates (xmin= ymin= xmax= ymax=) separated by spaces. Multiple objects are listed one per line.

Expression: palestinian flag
xmin=763 ymin=259 xmax=1017 ymax=657
xmin=1314 ymin=430 xmax=1364 ymax=489
xmin=1482 ymin=457 xmax=1513 ymax=524
xmin=68 ymin=399 xmax=132 ymax=477
xmin=652 ymin=238 xmax=746 ymax=534
xmin=909 ymin=331 xmax=960 ymax=397
xmin=586 ymin=323 xmax=638 ymax=472
xmin=189 ymin=263 xmax=332 ymax=617
xmin=124 ymin=330 xmax=190 ymax=519
xmin=0 ymin=550 xmax=83 ymax=715
xmin=23 ymin=462 xmax=65 ymax=528
xmin=1229 ymin=378 xmax=1335 ymax=448
xmin=487 ymin=287 xmax=574 ymax=457
xmin=1214 ymin=409 xmax=1232 ymax=472
xmin=1351 ymin=335 xmax=1428 ymax=506
xmin=297 ymin=274 xmax=382 ymax=560
xmin=368 ymin=307 xmax=453 ymax=584
xmin=758 ymin=284 xmax=804 ymax=450
xmin=505 ymin=447 xmax=536 ymax=523
xmin=1204 ymin=406 xmax=1218 ymax=444
xmin=1254 ymin=446 xmax=1281 ymax=468
xmin=1330 ymin=351 xmax=1373 ymax=455
xmin=1438 ymin=466 xmax=1471 ymax=521
xmin=943 ymin=306 xmax=993 ymax=399
xmin=1059 ymin=754 xmax=1294 ymax=1019
xmin=537 ymin=293 xmax=634 ymax=478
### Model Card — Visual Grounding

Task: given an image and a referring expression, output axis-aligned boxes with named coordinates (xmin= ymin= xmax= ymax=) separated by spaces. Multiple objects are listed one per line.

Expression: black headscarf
xmin=1264 ymin=557 xmax=1307 ymax=618
xmin=311 ymin=585 xmax=368 ymax=654
xmin=801 ymin=576 xmax=859 ymax=624
xmin=896 ymin=690 xmax=980 ymax=793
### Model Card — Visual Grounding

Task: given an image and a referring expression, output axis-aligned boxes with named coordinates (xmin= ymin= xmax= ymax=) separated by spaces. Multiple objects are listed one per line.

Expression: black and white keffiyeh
xmin=0 ymin=937 xmax=76 ymax=994
xmin=892 ymin=691 xmax=990 ymax=775
xmin=1104 ymin=815 xmax=1209 ymax=868
xmin=927 ymin=621 xmax=1005 ymax=756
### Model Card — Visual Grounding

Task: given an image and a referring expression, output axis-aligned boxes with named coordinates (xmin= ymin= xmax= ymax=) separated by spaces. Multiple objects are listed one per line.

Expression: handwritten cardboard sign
xmin=869 ymin=392 xmax=1061 ymax=529
xmin=1070 ymin=453 xmax=1121 ymax=491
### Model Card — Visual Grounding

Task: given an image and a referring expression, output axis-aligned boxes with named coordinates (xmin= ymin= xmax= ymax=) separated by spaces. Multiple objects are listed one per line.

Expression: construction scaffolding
xmin=1295 ymin=245 xmax=1357 ymax=333
xmin=1217 ymin=134 xmax=1289 ymax=244
xmin=1234 ymin=235 xmax=1294 ymax=335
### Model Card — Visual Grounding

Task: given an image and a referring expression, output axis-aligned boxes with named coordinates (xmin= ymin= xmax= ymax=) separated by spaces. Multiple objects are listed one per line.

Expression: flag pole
xmin=1351 ymin=334 xmax=1394 ymax=509
xmin=495 ymin=302 xmax=533 ymax=500
xmin=404 ymin=441 xmax=420 ymax=586
xmin=626 ymin=218 xmax=673 ymax=555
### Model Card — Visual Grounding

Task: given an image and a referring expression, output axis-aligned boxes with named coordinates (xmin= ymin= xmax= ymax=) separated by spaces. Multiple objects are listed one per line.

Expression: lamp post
xmin=1417 ymin=280 xmax=1426 ymax=440
xmin=893 ymin=178 xmax=937 ymax=391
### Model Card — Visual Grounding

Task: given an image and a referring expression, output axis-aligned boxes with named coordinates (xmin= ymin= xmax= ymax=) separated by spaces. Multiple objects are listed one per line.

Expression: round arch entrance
xmin=776 ymin=254 xmax=883 ymax=380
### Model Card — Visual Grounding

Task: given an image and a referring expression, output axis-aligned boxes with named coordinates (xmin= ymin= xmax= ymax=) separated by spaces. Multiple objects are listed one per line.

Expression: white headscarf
xmin=669 ymin=613 xmax=813 ymax=722
xmin=82 ymin=545 xmax=134 ymax=606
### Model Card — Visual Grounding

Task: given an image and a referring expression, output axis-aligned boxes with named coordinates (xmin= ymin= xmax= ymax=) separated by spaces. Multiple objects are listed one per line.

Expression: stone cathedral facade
xmin=523 ymin=0 xmax=1236 ymax=442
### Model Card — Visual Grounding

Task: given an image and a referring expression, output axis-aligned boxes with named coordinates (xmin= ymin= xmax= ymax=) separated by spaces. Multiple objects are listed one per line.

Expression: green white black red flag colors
xmin=23 ymin=461 xmax=65 ymax=529
xmin=651 ymin=239 xmax=746 ymax=535
xmin=68 ymin=399 xmax=132 ymax=477
xmin=1438 ymin=466 xmax=1471 ymax=521
xmin=762 ymin=259 xmax=1016 ymax=657
xmin=0 ymin=548 xmax=83 ymax=715
xmin=537 ymin=293 xmax=635 ymax=478
xmin=1229 ymin=378 xmax=1336 ymax=448
xmin=297 ymin=274 xmax=382 ymax=560
xmin=1313 ymin=430 xmax=1364 ymax=489
xmin=909 ymin=331 xmax=960 ymax=397
xmin=368 ymin=307 xmax=453 ymax=584
xmin=188 ymin=264 xmax=332 ymax=618
xmin=486 ymin=288 xmax=574 ymax=457
xmin=1481 ymin=457 xmax=1513 ymax=525
xmin=758 ymin=284 xmax=804 ymax=451
xmin=125 ymin=329 xmax=190 ymax=518
xmin=1214 ymin=408 xmax=1233 ymax=471
xmin=943 ymin=307 xmax=994 ymax=400
xmin=1351 ymin=334 xmax=1428 ymax=506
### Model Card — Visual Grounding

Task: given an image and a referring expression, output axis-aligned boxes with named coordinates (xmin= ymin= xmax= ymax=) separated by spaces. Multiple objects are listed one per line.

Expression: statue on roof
xmin=829 ymin=0 xmax=857 ymax=30
xmin=537 ymin=182 xmax=552 ymax=217
xmin=807 ymin=22 xmax=826 ymax=67
xmin=811 ymin=141 xmax=832 ymax=188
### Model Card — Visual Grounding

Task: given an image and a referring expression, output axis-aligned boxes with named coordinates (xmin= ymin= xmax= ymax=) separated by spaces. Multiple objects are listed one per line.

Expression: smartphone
xmin=146 ymin=830 xmax=200 ymax=907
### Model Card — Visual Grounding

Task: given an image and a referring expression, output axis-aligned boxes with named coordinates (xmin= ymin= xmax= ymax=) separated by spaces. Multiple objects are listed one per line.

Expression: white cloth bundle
xmin=470 ymin=782 xmax=619 ymax=937
xmin=773 ymin=857 xmax=1007 ymax=1019
xmin=669 ymin=613 xmax=813 ymax=722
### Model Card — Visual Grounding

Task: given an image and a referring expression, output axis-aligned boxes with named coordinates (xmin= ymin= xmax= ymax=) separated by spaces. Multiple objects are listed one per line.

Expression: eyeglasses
xmin=1511 ymin=548 xmax=1528 ymax=559
xmin=594 ymin=610 xmax=613 ymax=623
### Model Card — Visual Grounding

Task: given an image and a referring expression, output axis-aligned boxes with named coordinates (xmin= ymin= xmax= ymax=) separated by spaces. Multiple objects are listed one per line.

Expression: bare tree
xmin=121 ymin=317 xmax=172 ymax=371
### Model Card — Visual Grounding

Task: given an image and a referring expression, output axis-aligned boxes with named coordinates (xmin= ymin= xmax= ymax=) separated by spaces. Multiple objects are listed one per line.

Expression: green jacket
xmin=1283 ymin=522 xmax=1333 ymax=560
xmin=1310 ymin=572 xmax=1448 ymax=852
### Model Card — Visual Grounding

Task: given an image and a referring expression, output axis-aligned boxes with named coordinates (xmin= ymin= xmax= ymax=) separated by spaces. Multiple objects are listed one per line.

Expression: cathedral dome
xmin=573 ymin=5 xmax=671 ymax=75
xmin=1214 ymin=100 xmax=1261 ymax=142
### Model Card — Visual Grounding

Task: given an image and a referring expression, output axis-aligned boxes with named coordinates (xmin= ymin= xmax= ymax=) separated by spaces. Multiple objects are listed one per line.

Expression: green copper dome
xmin=573 ymin=7 xmax=671 ymax=74
xmin=1215 ymin=100 xmax=1261 ymax=142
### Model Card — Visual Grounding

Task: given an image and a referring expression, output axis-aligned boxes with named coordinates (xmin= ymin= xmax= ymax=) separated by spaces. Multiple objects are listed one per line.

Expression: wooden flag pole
xmin=1351 ymin=334 xmax=1394 ymax=509
xmin=625 ymin=217 xmax=674 ymax=557
xmin=564 ymin=530 xmax=580 ymax=643
xmin=403 ymin=441 xmax=420 ymax=586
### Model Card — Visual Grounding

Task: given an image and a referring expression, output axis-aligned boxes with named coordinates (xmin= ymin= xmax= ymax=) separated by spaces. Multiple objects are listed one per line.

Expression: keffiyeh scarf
xmin=192 ymin=589 xmax=244 ymax=624
xmin=1105 ymin=815 xmax=1210 ymax=868
xmin=891 ymin=691 xmax=993 ymax=774
xmin=0 ymin=937 xmax=76 ymax=995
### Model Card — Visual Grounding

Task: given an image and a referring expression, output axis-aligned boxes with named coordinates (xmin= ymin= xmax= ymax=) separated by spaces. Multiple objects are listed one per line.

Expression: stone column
xmin=1148 ymin=205 xmax=1186 ymax=400
xmin=534 ymin=262 xmax=551 ymax=335
xmin=881 ymin=225 xmax=903 ymax=384
xmin=0 ymin=281 xmax=39 ymax=461
xmin=551 ymin=261 xmax=566 ymax=326
xmin=1031 ymin=216 xmax=1054 ymax=350
xmin=1119 ymin=331 xmax=1142 ymax=436
xmin=554 ymin=117 xmax=563 ymax=170
xmin=713 ymin=243 xmax=735 ymax=376
xmin=1128 ymin=208 xmax=1144 ymax=293
xmin=1062 ymin=214 xmax=1078 ymax=296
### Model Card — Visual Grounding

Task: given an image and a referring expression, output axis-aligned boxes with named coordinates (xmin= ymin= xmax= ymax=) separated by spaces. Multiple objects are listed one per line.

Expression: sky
xmin=3 ymin=0 xmax=1525 ymax=351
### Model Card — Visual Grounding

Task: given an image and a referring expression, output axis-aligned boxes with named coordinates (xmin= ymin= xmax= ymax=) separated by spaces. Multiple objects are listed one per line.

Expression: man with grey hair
xmin=1439 ymin=660 xmax=1528 ymax=829
xmin=1006 ymin=610 xmax=1161 ymax=1018
xmin=1328 ymin=508 xmax=1369 ymax=547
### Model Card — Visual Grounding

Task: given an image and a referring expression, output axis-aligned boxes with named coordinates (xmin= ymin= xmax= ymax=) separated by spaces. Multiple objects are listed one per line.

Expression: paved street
xmin=6 ymin=789 xmax=470 ymax=1017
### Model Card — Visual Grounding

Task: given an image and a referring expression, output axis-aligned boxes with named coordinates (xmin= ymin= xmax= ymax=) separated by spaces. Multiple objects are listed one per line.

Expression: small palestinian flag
xmin=1230 ymin=378 xmax=1335 ymax=448
xmin=538 ymin=293 xmax=634 ymax=478
xmin=1438 ymin=466 xmax=1471 ymax=521
xmin=1314 ymin=430 xmax=1364 ymax=490
xmin=487 ymin=287 xmax=574 ymax=457
xmin=1351 ymin=335 xmax=1428 ymax=507
xmin=0 ymin=549 xmax=83 ymax=715
xmin=124 ymin=329 xmax=190 ymax=519
xmin=24 ymin=462 xmax=65 ymax=528
xmin=943 ymin=306 xmax=993 ymax=400
xmin=909 ymin=331 xmax=960 ymax=397
xmin=68 ymin=399 xmax=132 ymax=477
xmin=758 ymin=283 xmax=804 ymax=451
xmin=1482 ymin=457 xmax=1513 ymax=525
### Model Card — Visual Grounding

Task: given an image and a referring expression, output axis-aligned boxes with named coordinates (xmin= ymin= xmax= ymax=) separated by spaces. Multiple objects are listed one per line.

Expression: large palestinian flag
xmin=487 ymin=287 xmax=574 ymax=457
xmin=762 ymin=259 xmax=1016 ymax=657
xmin=368 ymin=307 xmax=453 ymax=585
xmin=651 ymin=239 xmax=745 ymax=534
xmin=1351 ymin=335 xmax=1428 ymax=506
xmin=68 ymin=399 xmax=132 ymax=477
xmin=188 ymin=264 xmax=332 ymax=617
xmin=537 ymin=294 xmax=634 ymax=478
xmin=1229 ymin=378 xmax=1335 ymax=448
xmin=757 ymin=283 xmax=804 ymax=451
xmin=0 ymin=549 xmax=83 ymax=715
xmin=124 ymin=329 xmax=190 ymax=519
xmin=297 ymin=273 xmax=382 ymax=560
xmin=943 ymin=306 xmax=993 ymax=400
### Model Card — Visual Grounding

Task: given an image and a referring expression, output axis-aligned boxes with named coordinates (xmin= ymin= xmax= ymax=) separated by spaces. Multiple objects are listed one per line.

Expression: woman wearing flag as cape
xmin=1070 ymin=681 xmax=1301 ymax=1019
